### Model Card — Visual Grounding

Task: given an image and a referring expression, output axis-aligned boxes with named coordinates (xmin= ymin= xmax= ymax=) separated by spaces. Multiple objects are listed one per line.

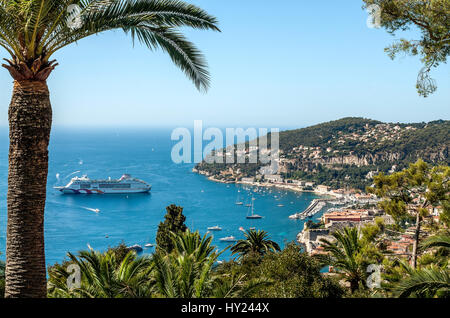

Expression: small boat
xmin=127 ymin=244 xmax=143 ymax=253
xmin=277 ymin=204 xmax=284 ymax=207
xmin=247 ymin=215 xmax=263 ymax=219
xmin=144 ymin=243 xmax=154 ymax=248
xmin=246 ymin=201 xmax=263 ymax=219
xmin=207 ymin=225 xmax=222 ymax=231
xmin=249 ymin=227 xmax=256 ymax=231
xmin=220 ymin=236 xmax=237 ymax=242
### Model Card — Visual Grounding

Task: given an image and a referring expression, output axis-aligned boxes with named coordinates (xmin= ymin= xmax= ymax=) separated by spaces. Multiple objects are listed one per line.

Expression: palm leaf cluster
xmin=231 ymin=230 xmax=281 ymax=259
xmin=394 ymin=266 xmax=450 ymax=298
xmin=49 ymin=250 xmax=153 ymax=298
xmin=0 ymin=0 xmax=219 ymax=90
xmin=48 ymin=229 xmax=269 ymax=298
xmin=317 ymin=227 xmax=368 ymax=293
xmin=153 ymin=229 xmax=270 ymax=298
xmin=152 ymin=229 xmax=221 ymax=298
xmin=392 ymin=231 xmax=450 ymax=298
xmin=48 ymin=248 xmax=153 ymax=298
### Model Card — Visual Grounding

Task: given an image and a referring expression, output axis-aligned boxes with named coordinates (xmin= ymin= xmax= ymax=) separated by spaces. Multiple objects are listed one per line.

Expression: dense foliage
xmin=216 ymin=244 xmax=345 ymax=298
xmin=196 ymin=118 xmax=449 ymax=190
xmin=231 ymin=230 xmax=281 ymax=259
xmin=368 ymin=160 xmax=450 ymax=268
xmin=156 ymin=204 xmax=188 ymax=254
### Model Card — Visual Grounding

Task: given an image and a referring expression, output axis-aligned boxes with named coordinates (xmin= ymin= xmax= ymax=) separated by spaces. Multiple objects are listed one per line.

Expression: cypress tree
xmin=156 ymin=205 xmax=188 ymax=253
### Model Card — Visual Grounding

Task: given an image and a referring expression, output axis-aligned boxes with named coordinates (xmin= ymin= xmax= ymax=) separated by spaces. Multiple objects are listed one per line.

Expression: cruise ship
xmin=55 ymin=174 xmax=151 ymax=194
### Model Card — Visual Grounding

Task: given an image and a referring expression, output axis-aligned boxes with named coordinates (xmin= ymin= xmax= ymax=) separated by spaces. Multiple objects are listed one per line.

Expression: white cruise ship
xmin=55 ymin=174 xmax=151 ymax=194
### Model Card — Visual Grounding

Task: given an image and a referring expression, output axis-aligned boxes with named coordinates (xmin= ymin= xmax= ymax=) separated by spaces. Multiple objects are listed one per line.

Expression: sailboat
xmin=235 ymin=191 xmax=244 ymax=205
xmin=245 ymin=195 xmax=253 ymax=207
xmin=246 ymin=200 xmax=263 ymax=219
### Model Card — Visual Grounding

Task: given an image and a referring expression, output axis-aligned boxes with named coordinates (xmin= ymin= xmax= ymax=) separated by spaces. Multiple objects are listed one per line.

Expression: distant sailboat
xmin=246 ymin=200 xmax=263 ymax=219
xmin=235 ymin=192 xmax=244 ymax=205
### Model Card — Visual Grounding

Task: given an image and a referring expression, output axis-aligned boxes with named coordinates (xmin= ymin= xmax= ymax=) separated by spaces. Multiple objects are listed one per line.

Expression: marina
xmin=289 ymin=199 xmax=330 ymax=220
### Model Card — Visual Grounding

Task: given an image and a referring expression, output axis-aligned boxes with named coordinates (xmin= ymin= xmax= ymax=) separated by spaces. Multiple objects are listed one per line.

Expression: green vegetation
xmin=153 ymin=229 xmax=270 ymax=298
xmin=156 ymin=204 xmax=188 ymax=254
xmin=0 ymin=0 xmax=220 ymax=298
xmin=216 ymin=243 xmax=345 ymax=298
xmin=231 ymin=230 xmax=281 ymax=259
xmin=44 ymin=177 xmax=450 ymax=299
xmin=368 ymin=160 xmax=450 ymax=268
xmin=316 ymin=227 xmax=383 ymax=294
xmin=48 ymin=224 xmax=271 ymax=298
xmin=196 ymin=118 xmax=449 ymax=190
xmin=383 ymin=231 xmax=450 ymax=298
xmin=48 ymin=248 xmax=153 ymax=298
xmin=363 ymin=0 xmax=450 ymax=97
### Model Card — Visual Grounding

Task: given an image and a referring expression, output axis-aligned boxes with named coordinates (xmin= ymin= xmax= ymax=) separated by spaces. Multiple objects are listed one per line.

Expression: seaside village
xmin=194 ymin=151 xmax=444 ymax=266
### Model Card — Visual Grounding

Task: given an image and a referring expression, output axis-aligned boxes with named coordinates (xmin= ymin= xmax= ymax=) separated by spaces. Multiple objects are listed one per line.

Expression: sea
xmin=0 ymin=128 xmax=325 ymax=265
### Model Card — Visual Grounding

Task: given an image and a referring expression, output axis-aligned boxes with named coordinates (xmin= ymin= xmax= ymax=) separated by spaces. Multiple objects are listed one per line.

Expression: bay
xmin=0 ymin=128 xmax=324 ymax=264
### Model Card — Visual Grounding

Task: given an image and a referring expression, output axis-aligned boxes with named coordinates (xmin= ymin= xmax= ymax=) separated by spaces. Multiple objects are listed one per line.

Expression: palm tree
xmin=394 ymin=265 xmax=450 ymax=298
xmin=153 ymin=229 xmax=269 ymax=298
xmin=420 ymin=232 xmax=450 ymax=250
xmin=48 ymin=248 xmax=154 ymax=298
xmin=317 ymin=227 xmax=367 ymax=294
xmin=211 ymin=272 xmax=272 ymax=298
xmin=231 ymin=230 xmax=281 ymax=259
xmin=0 ymin=0 xmax=219 ymax=297
xmin=152 ymin=229 xmax=222 ymax=298
xmin=392 ymin=231 xmax=450 ymax=298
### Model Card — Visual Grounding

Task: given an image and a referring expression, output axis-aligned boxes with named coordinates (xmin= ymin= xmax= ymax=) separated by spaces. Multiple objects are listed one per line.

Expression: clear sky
xmin=0 ymin=0 xmax=448 ymax=129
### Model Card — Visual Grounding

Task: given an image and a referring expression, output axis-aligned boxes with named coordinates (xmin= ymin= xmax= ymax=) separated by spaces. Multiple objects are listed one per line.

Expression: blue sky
xmin=0 ymin=0 xmax=448 ymax=129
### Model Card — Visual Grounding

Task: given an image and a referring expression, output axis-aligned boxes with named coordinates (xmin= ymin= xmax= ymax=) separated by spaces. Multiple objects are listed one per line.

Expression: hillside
xmin=195 ymin=118 xmax=450 ymax=190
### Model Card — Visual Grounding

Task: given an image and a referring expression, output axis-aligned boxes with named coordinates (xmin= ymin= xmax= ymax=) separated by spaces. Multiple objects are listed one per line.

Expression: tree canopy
xmin=0 ymin=0 xmax=220 ymax=90
xmin=363 ymin=0 xmax=450 ymax=96
xmin=156 ymin=204 xmax=188 ymax=254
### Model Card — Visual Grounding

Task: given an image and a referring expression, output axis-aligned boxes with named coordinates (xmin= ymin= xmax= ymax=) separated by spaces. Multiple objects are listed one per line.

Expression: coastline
xmin=193 ymin=168 xmax=337 ymax=198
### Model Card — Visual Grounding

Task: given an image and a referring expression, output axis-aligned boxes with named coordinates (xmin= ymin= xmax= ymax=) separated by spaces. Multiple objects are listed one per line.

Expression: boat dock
xmin=289 ymin=199 xmax=329 ymax=220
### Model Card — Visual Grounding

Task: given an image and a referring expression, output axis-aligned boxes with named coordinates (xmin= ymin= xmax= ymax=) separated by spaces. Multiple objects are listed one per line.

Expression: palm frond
xmin=394 ymin=266 xmax=450 ymax=298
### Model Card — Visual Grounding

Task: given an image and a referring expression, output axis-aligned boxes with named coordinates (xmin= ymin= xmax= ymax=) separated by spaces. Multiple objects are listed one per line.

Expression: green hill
xmin=195 ymin=118 xmax=449 ymax=190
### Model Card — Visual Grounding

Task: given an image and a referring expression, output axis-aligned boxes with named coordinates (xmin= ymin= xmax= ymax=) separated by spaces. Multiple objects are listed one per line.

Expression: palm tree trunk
xmin=410 ymin=212 xmax=421 ymax=269
xmin=5 ymin=80 xmax=52 ymax=298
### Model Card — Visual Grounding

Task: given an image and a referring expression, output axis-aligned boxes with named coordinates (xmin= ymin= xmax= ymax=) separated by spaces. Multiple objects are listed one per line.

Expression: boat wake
xmin=82 ymin=207 xmax=100 ymax=213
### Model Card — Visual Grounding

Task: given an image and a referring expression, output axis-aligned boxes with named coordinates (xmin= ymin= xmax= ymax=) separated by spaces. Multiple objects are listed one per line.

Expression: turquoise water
xmin=0 ymin=128 xmax=323 ymax=264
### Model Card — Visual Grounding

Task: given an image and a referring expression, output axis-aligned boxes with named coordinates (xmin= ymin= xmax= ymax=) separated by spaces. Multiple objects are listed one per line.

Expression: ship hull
xmin=59 ymin=188 xmax=151 ymax=194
